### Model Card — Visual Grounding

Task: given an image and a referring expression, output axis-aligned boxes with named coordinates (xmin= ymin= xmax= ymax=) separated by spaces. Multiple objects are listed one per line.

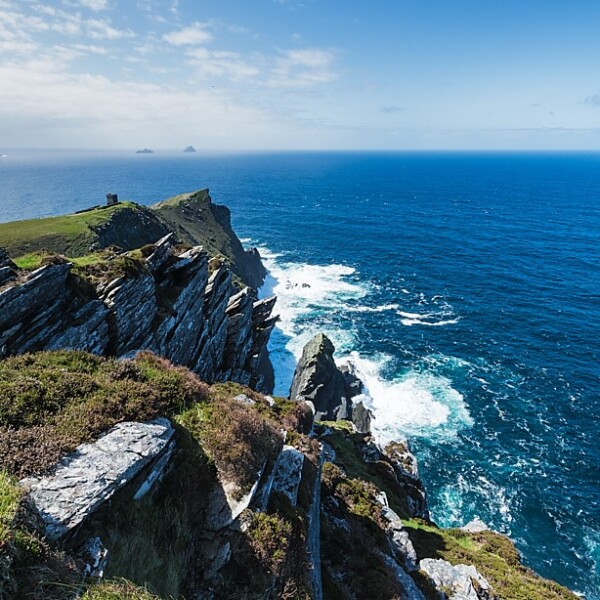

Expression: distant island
xmin=183 ymin=145 xmax=196 ymax=153
xmin=135 ymin=148 xmax=154 ymax=154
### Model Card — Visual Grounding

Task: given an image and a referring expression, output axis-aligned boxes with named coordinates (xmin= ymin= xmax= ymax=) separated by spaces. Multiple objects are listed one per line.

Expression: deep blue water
xmin=1 ymin=150 xmax=599 ymax=598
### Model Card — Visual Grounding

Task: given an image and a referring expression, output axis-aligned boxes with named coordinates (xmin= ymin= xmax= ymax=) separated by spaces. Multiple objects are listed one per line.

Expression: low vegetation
xmin=405 ymin=519 xmax=578 ymax=600
xmin=0 ymin=202 xmax=138 ymax=259
xmin=0 ymin=350 xmax=208 ymax=478
xmin=177 ymin=388 xmax=282 ymax=496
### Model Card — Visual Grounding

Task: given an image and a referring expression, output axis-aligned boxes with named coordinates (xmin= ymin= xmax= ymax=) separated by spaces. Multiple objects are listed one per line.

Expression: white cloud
xmin=269 ymin=48 xmax=338 ymax=87
xmin=163 ymin=22 xmax=212 ymax=46
xmin=186 ymin=47 xmax=259 ymax=80
xmin=86 ymin=18 xmax=134 ymax=40
xmin=78 ymin=0 xmax=109 ymax=11
xmin=0 ymin=55 xmax=274 ymax=149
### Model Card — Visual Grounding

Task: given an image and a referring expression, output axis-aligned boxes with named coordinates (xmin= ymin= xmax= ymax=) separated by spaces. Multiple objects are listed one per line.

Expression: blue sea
xmin=1 ymin=150 xmax=599 ymax=598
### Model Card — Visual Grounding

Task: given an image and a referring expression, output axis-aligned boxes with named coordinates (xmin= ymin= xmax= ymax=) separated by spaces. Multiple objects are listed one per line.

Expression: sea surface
xmin=1 ymin=150 xmax=599 ymax=598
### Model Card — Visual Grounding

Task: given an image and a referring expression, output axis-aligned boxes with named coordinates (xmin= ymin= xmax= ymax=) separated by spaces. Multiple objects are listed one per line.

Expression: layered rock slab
xmin=20 ymin=418 xmax=175 ymax=541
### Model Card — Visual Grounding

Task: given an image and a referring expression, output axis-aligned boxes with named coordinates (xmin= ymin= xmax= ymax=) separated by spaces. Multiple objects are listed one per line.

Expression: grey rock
xmin=377 ymin=551 xmax=426 ymax=600
xmin=420 ymin=558 xmax=497 ymax=600
xmin=352 ymin=400 xmax=372 ymax=433
xmin=205 ymin=463 xmax=266 ymax=531
xmin=289 ymin=333 xmax=349 ymax=421
xmin=462 ymin=518 xmax=489 ymax=534
xmin=21 ymin=418 xmax=175 ymax=541
xmin=271 ymin=445 xmax=305 ymax=507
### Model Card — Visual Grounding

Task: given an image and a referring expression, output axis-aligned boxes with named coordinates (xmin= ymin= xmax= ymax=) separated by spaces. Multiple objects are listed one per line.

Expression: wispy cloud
xmin=163 ymin=22 xmax=212 ymax=46
xmin=86 ymin=18 xmax=134 ymax=40
xmin=269 ymin=48 xmax=337 ymax=87
xmin=186 ymin=47 xmax=259 ymax=81
xmin=77 ymin=0 xmax=110 ymax=11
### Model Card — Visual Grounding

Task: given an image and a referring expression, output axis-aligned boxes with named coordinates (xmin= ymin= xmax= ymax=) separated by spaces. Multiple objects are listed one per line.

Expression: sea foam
xmin=257 ymin=245 xmax=473 ymax=445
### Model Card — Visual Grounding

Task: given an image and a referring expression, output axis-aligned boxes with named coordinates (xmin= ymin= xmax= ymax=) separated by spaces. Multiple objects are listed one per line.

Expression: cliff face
xmin=0 ymin=233 xmax=276 ymax=392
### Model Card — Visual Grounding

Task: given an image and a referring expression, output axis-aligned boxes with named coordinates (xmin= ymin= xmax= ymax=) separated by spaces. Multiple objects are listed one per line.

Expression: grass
xmin=0 ymin=202 xmax=137 ymax=258
xmin=12 ymin=250 xmax=112 ymax=271
xmin=404 ymin=519 xmax=579 ymax=600
xmin=0 ymin=472 xmax=22 ymax=543
xmin=82 ymin=580 xmax=162 ymax=599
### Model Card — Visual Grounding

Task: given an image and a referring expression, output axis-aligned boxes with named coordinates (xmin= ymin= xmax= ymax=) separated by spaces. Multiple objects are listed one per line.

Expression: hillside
xmin=0 ymin=190 xmax=265 ymax=289
xmin=0 ymin=350 xmax=577 ymax=600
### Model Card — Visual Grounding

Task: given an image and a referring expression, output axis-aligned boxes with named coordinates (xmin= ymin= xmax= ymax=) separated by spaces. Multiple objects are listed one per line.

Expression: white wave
xmin=347 ymin=303 xmax=400 ymax=313
xmin=434 ymin=473 xmax=514 ymax=531
xmin=257 ymin=245 xmax=368 ymax=394
xmin=340 ymin=352 xmax=474 ymax=445
xmin=257 ymin=244 xmax=473 ymax=444
xmin=397 ymin=309 xmax=461 ymax=327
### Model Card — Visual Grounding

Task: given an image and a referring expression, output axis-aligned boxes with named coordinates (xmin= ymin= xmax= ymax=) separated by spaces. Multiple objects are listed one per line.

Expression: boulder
xmin=420 ymin=558 xmax=497 ymax=600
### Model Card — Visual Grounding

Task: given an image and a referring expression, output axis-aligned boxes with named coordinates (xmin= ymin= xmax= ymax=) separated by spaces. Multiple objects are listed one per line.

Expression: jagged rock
xmin=384 ymin=440 xmax=429 ymax=519
xmin=377 ymin=494 xmax=419 ymax=572
xmin=290 ymin=334 xmax=351 ymax=421
xmin=290 ymin=334 xmax=374 ymax=431
xmin=20 ymin=418 xmax=175 ymax=541
xmin=420 ymin=558 xmax=497 ymax=600
xmin=270 ymin=446 xmax=305 ymax=507
xmin=377 ymin=551 xmax=426 ymax=600
xmin=338 ymin=360 xmax=365 ymax=399
xmin=0 ymin=233 xmax=276 ymax=395
xmin=462 ymin=518 xmax=489 ymax=534
xmin=99 ymin=271 xmax=157 ymax=356
xmin=205 ymin=463 xmax=266 ymax=531
xmin=352 ymin=400 xmax=372 ymax=433
xmin=145 ymin=232 xmax=175 ymax=273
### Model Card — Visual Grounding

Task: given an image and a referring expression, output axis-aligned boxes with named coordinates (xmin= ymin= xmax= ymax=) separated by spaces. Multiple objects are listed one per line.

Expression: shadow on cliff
xmin=65 ymin=425 xmax=239 ymax=599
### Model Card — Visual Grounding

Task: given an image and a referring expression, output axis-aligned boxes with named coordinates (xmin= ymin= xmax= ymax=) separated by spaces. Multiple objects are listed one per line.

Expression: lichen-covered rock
xmin=271 ymin=445 xmax=305 ymax=507
xmin=20 ymin=418 xmax=175 ymax=541
xmin=420 ymin=558 xmax=497 ymax=600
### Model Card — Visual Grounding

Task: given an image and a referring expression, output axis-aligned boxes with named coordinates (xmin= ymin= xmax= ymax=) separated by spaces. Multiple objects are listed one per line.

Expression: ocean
xmin=1 ymin=150 xmax=599 ymax=598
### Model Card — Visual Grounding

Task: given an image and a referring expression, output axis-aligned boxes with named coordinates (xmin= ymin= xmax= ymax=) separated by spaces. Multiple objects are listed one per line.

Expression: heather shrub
xmin=0 ymin=350 xmax=208 ymax=478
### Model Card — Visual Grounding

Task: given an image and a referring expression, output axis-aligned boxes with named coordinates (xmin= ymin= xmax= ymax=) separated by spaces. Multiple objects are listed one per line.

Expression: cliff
xmin=0 ymin=351 xmax=577 ymax=600
xmin=0 ymin=197 xmax=579 ymax=599
xmin=0 ymin=233 xmax=276 ymax=392
xmin=0 ymin=189 xmax=265 ymax=290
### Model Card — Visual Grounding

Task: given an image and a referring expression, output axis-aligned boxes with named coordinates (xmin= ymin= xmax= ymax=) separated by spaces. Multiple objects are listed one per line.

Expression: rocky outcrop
xmin=420 ymin=558 xmax=497 ymax=600
xmin=0 ymin=235 xmax=276 ymax=392
xmin=290 ymin=333 xmax=372 ymax=429
xmin=21 ymin=418 xmax=175 ymax=541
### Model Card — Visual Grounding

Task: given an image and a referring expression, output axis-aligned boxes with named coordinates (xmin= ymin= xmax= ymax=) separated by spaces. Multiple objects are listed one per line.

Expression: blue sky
xmin=2 ymin=0 xmax=600 ymax=150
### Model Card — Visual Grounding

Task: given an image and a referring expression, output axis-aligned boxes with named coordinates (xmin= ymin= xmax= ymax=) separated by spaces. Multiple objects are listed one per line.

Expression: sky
xmin=2 ymin=0 xmax=600 ymax=150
